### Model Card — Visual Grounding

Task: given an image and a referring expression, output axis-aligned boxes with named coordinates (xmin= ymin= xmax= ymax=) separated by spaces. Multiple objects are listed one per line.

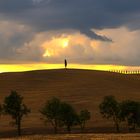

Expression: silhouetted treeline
xmin=0 ymin=91 xmax=140 ymax=136
xmin=40 ymin=97 xmax=90 ymax=133
xmin=109 ymin=70 xmax=140 ymax=74
xmin=99 ymin=96 xmax=140 ymax=132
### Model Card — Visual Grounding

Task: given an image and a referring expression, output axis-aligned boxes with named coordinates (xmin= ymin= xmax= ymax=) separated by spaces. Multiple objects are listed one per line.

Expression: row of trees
xmin=0 ymin=91 xmax=140 ymax=136
xmin=100 ymin=96 xmax=140 ymax=132
xmin=40 ymin=97 xmax=91 ymax=133
xmin=0 ymin=91 xmax=90 ymax=136
xmin=109 ymin=70 xmax=140 ymax=74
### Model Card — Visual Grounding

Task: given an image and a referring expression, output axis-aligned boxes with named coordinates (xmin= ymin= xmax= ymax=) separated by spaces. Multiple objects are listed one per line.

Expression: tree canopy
xmin=3 ymin=91 xmax=30 ymax=136
xmin=99 ymin=96 xmax=121 ymax=132
xmin=120 ymin=100 xmax=140 ymax=131
xmin=78 ymin=109 xmax=91 ymax=132
xmin=40 ymin=97 xmax=62 ymax=133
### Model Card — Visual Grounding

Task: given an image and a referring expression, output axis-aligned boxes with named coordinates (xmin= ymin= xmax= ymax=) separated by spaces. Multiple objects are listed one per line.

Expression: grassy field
xmin=0 ymin=69 xmax=140 ymax=136
xmin=2 ymin=134 xmax=140 ymax=140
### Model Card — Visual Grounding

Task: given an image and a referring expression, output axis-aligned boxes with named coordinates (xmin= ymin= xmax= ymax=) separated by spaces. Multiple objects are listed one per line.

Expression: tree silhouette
xmin=78 ymin=109 xmax=91 ymax=132
xmin=60 ymin=102 xmax=79 ymax=133
xmin=120 ymin=100 xmax=140 ymax=132
xmin=3 ymin=91 xmax=30 ymax=136
xmin=64 ymin=59 xmax=67 ymax=69
xmin=40 ymin=97 xmax=62 ymax=133
xmin=99 ymin=96 xmax=121 ymax=132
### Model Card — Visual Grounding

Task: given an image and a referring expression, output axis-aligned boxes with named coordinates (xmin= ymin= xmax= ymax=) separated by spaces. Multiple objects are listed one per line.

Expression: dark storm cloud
xmin=81 ymin=30 xmax=112 ymax=42
xmin=0 ymin=0 xmax=33 ymax=13
xmin=0 ymin=0 xmax=140 ymax=40
xmin=0 ymin=0 xmax=140 ymax=65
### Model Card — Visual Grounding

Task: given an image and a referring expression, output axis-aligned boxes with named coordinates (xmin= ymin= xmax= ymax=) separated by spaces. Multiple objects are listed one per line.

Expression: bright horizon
xmin=0 ymin=63 xmax=140 ymax=73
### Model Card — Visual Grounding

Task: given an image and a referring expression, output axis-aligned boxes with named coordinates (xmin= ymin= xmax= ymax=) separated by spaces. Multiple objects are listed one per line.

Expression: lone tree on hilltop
xmin=120 ymin=100 xmax=140 ymax=132
xmin=64 ymin=59 xmax=67 ymax=69
xmin=3 ymin=91 xmax=30 ymax=136
xmin=78 ymin=109 xmax=91 ymax=132
xmin=99 ymin=96 xmax=121 ymax=132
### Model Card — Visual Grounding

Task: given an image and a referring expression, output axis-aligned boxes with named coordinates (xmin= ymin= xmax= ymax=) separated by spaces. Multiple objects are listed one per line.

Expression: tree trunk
xmin=132 ymin=124 xmax=136 ymax=132
xmin=80 ymin=125 xmax=84 ymax=133
xmin=54 ymin=120 xmax=58 ymax=134
xmin=115 ymin=122 xmax=120 ymax=133
xmin=17 ymin=117 xmax=21 ymax=136
xmin=113 ymin=116 xmax=120 ymax=133
xmin=67 ymin=125 xmax=71 ymax=133
xmin=54 ymin=126 xmax=58 ymax=134
xmin=80 ymin=122 xmax=85 ymax=133
xmin=129 ymin=124 xmax=136 ymax=132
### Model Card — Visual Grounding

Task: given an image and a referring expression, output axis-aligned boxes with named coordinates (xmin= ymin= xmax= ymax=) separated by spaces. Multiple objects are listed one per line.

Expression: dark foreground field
xmin=0 ymin=69 xmax=140 ymax=137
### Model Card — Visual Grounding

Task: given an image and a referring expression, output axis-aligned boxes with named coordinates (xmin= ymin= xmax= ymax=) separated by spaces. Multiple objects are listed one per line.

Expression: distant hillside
xmin=0 ymin=69 xmax=140 ymax=135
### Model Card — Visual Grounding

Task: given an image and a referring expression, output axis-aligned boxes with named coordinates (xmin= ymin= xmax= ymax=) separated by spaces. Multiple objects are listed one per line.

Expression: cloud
xmin=91 ymin=27 xmax=140 ymax=65
xmin=81 ymin=30 xmax=112 ymax=42
xmin=0 ymin=0 xmax=33 ymax=13
xmin=0 ymin=20 xmax=35 ymax=63
xmin=5 ymin=26 xmax=139 ymax=65
xmin=0 ymin=0 xmax=140 ymax=65
xmin=0 ymin=0 xmax=140 ymax=39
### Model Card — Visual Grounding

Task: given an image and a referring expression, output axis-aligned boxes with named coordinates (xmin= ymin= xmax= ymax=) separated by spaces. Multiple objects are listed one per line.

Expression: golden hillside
xmin=0 ymin=69 xmax=140 ymax=135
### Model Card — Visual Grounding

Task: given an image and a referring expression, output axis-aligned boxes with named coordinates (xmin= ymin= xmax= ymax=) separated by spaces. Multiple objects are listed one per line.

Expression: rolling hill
xmin=0 ymin=69 xmax=140 ymax=136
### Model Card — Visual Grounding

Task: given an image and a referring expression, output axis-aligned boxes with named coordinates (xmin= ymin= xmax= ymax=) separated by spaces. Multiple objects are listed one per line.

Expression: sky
xmin=0 ymin=0 xmax=140 ymax=72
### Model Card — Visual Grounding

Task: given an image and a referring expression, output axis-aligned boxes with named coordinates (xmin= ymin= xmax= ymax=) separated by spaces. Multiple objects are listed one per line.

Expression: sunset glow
xmin=0 ymin=64 xmax=139 ymax=73
xmin=43 ymin=50 xmax=53 ymax=57
xmin=42 ymin=37 xmax=70 ymax=58
xmin=61 ymin=39 xmax=69 ymax=48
